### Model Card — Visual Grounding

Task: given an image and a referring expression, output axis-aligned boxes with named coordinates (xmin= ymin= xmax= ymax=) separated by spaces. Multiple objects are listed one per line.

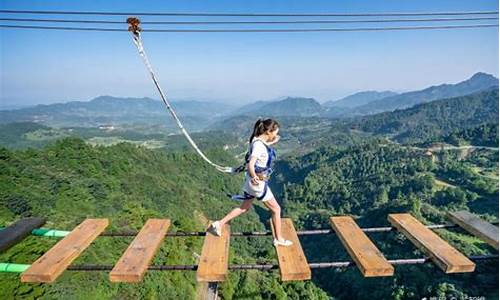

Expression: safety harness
xmin=229 ymin=138 xmax=277 ymax=201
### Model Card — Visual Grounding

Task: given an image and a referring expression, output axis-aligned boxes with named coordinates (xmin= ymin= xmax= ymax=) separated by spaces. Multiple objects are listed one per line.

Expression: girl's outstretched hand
xmin=251 ymin=176 xmax=260 ymax=185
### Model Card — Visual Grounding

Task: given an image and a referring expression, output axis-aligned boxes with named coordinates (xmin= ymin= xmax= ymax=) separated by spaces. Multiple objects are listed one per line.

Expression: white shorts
xmin=242 ymin=173 xmax=274 ymax=202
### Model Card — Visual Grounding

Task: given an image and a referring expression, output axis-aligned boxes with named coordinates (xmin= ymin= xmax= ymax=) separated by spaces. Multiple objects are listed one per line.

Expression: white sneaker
xmin=208 ymin=221 xmax=222 ymax=237
xmin=273 ymin=238 xmax=293 ymax=247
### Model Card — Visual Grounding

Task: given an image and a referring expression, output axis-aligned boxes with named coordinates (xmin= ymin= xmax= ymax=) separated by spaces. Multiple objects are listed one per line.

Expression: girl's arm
xmin=247 ymin=156 xmax=260 ymax=185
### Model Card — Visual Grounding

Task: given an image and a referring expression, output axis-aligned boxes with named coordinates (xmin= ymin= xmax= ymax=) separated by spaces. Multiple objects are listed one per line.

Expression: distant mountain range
xmin=231 ymin=97 xmax=323 ymax=117
xmin=323 ymin=91 xmax=398 ymax=108
xmin=350 ymin=87 xmax=499 ymax=143
xmin=231 ymin=72 xmax=497 ymax=118
xmin=229 ymin=100 xmax=272 ymax=116
xmin=210 ymin=87 xmax=499 ymax=149
xmin=1 ymin=72 xmax=497 ymax=128
xmin=2 ymin=81 xmax=497 ymax=152
xmin=345 ymin=72 xmax=498 ymax=116
xmin=0 ymin=96 xmax=236 ymax=130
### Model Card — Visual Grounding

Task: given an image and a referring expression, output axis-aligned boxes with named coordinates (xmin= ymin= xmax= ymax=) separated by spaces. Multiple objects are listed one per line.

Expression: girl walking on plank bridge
xmin=209 ymin=119 xmax=293 ymax=247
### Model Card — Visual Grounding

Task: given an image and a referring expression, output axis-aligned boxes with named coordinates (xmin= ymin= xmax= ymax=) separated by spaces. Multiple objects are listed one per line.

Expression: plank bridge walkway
xmin=0 ymin=211 xmax=498 ymax=298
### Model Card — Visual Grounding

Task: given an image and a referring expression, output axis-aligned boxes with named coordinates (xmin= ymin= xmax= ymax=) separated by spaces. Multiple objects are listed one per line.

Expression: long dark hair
xmin=249 ymin=118 xmax=279 ymax=144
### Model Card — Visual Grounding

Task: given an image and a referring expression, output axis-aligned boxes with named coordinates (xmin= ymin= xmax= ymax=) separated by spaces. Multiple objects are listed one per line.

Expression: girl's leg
xmin=262 ymin=198 xmax=284 ymax=241
xmin=218 ymin=199 xmax=254 ymax=226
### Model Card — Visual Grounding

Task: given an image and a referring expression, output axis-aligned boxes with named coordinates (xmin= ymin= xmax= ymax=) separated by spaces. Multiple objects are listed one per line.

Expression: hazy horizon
xmin=0 ymin=70 xmax=497 ymax=110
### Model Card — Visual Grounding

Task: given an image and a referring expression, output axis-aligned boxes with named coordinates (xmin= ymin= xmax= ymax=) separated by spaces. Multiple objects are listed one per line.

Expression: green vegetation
xmin=1 ymin=125 xmax=497 ymax=299
xmin=440 ymin=124 xmax=498 ymax=147
xmin=0 ymin=138 xmax=329 ymax=299
xmin=350 ymin=89 xmax=499 ymax=143
xmin=0 ymin=122 xmax=62 ymax=149
xmin=272 ymin=140 xmax=497 ymax=300
xmin=0 ymin=122 xmax=244 ymax=157
xmin=0 ymin=86 xmax=498 ymax=299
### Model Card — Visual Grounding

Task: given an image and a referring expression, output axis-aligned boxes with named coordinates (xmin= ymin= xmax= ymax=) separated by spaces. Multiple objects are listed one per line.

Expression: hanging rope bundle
xmin=127 ymin=17 xmax=235 ymax=173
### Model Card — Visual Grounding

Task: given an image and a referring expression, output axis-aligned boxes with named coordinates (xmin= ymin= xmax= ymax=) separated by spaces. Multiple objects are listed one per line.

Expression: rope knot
xmin=126 ymin=17 xmax=141 ymax=34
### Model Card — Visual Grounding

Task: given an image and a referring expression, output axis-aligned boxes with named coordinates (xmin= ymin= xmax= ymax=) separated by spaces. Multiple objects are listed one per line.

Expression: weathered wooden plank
xmin=330 ymin=216 xmax=394 ymax=277
xmin=110 ymin=219 xmax=171 ymax=282
xmin=0 ymin=218 xmax=46 ymax=253
xmin=21 ymin=219 xmax=108 ymax=282
xmin=197 ymin=223 xmax=230 ymax=282
xmin=388 ymin=213 xmax=475 ymax=273
xmin=447 ymin=211 xmax=498 ymax=250
xmin=270 ymin=218 xmax=311 ymax=281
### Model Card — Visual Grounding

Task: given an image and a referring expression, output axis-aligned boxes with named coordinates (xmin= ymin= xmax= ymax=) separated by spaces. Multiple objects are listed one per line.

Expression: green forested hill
xmin=227 ymin=97 xmax=323 ymax=117
xmin=349 ymin=88 xmax=499 ymax=143
xmin=272 ymin=140 xmax=498 ymax=299
xmin=435 ymin=123 xmax=499 ymax=147
xmin=0 ymin=122 xmax=244 ymax=157
xmin=1 ymin=135 xmax=497 ymax=299
xmin=0 ymin=138 xmax=329 ymax=299
xmin=323 ymin=90 xmax=398 ymax=109
xmin=0 ymin=122 xmax=60 ymax=149
xmin=274 ymin=142 xmax=498 ymax=225
xmin=208 ymin=88 xmax=499 ymax=153
xmin=0 ymin=103 xmax=498 ymax=299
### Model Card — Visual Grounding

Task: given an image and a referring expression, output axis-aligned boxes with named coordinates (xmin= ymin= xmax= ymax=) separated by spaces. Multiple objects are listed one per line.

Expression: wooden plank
xmin=110 ymin=219 xmax=171 ymax=282
xmin=21 ymin=218 xmax=108 ymax=282
xmin=447 ymin=211 xmax=499 ymax=250
xmin=330 ymin=216 xmax=394 ymax=277
xmin=388 ymin=213 xmax=475 ymax=273
xmin=197 ymin=222 xmax=230 ymax=282
xmin=270 ymin=218 xmax=311 ymax=281
xmin=0 ymin=218 xmax=46 ymax=253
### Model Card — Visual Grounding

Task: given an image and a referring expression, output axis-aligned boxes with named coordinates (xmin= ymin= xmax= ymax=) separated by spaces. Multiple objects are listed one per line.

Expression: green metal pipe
xmin=0 ymin=263 xmax=30 ymax=273
xmin=30 ymin=228 xmax=70 ymax=237
xmin=0 ymin=227 xmax=70 ymax=237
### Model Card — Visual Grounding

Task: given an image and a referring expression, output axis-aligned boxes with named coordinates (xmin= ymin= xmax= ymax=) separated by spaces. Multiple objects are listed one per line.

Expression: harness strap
xmin=228 ymin=191 xmax=255 ymax=201
xmin=249 ymin=139 xmax=276 ymax=174
xmin=256 ymin=182 xmax=269 ymax=201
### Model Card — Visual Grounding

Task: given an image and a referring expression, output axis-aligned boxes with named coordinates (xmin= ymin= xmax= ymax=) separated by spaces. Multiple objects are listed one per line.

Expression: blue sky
xmin=0 ymin=0 xmax=498 ymax=106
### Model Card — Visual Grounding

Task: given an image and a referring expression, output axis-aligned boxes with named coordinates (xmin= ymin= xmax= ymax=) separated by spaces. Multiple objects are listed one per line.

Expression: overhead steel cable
xmin=0 ymin=16 xmax=498 ymax=25
xmin=96 ymin=220 xmax=500 ymax=236
xmin=0 ymin=9 xmax=498 ymax=17
xmin=0 ymin=24 xmax=124 ymax=31
xmin=11 ymin=221 xmax=497 ymax=237
xmin=0 ymin=24 xmax=498 ymax=33
xmin=102 ymin=221 xmax=500 ymax=236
